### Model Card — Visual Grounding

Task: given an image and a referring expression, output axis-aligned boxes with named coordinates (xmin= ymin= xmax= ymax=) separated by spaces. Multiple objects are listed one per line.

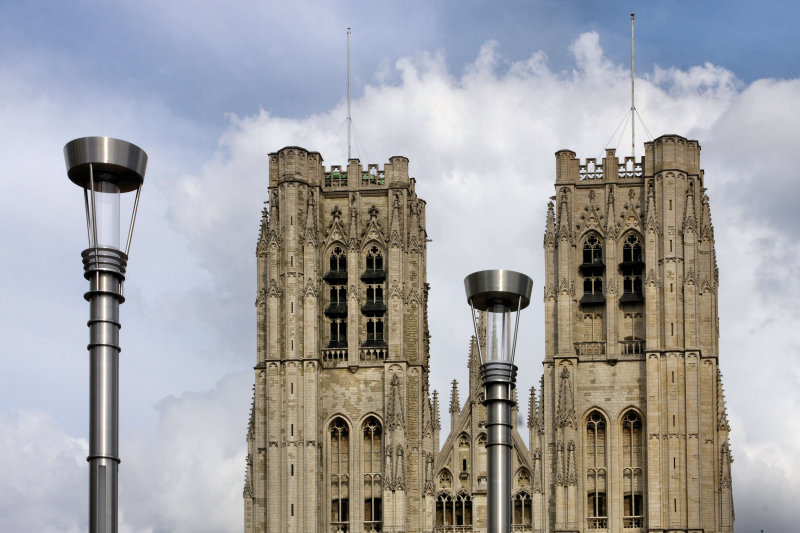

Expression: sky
xmin=1 ymin=1 xmax=799 ymax=531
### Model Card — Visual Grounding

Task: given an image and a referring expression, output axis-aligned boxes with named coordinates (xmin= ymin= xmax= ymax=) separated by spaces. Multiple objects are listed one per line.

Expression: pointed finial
xmin=449 ymin=379 xmax=460 ymax=414
xmin=528 ymin=386 xmax=536 ymax=429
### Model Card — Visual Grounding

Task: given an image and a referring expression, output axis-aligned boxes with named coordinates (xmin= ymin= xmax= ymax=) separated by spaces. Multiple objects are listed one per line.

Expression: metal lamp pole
xmin=464 ymin=270 xmax=532 ymax=533
xmin=64 ymin=137 xmax=147 ymax=533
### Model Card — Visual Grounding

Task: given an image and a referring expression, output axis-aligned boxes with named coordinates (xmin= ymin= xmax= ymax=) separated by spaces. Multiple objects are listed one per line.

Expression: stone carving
xmin=556 ymin=367 xmax=577 ymax=430
xmin=720 ymin=441 xmax=732 ymax=489
xmin=605 ymin=186 xmax=619 ymax=240
xmin=567 ymin=440 xmax=578 ymax=486
xmin=302 ymin=189 xmax=317 ymax=247
xmin=255 ymin=288 xmax=268 ymax=307
xmin=394 ymin=445 xmax=406 ymax=490
xmin=544 ymin=200 xmax=556 ymax=247
xmin=387 ymin=374 xmax=405 ymax=431
xmin=424 ymin=452 xmax=435 ymax=495
xmin=304 ymin=278 xmax=318 ymax=298
xmin=558 ymin=277 xmax=574 ymax=297
xmin=266 ymin=280 xmax=282 ymax=298
xmin=555 ymin=441 xmax=565 ymax=487
xmin=557 ymin=188 xmax=572 ymax=243
xmin=577 ymin=189 xmax=603 ymax=231
xmin=622 ymin=188 xmax=643 ymax=229
xmin=543 ymin=282 xmax=556 ymax=302
xmin=362 ymin=205 xmax=385 ymax=246
xmin=532 ymin=449 xmax=544 ymax=493
xmin=644 ymin=181 xmax=659 ymax=233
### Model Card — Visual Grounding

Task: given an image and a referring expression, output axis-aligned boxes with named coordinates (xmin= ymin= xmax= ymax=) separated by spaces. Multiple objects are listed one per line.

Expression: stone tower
xmin=540 ymin=134 xmax=734 ymax=532
xmin=244 ymin=146 xmax=438 ymax=533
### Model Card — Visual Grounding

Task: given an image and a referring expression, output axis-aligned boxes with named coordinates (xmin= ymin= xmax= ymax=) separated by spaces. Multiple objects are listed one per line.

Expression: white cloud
xmin=120 ymin=372 xmax=251 ymax=533
xmin=0 ymin=411 xmax=87 ymax=533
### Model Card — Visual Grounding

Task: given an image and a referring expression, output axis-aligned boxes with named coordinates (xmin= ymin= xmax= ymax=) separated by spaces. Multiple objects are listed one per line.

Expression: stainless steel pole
xmin=83 ymin=247 xmax=127 ymax=533
xmin=482 ymin=361 xmax=516 ymax=533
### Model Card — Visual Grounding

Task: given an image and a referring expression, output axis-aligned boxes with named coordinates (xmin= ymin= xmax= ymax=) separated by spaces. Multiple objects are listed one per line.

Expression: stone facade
xmin=244 ymin=146 xmax=438 ymax=533
xmin=245 ymin=135 xmax=735 ymax=533
xmin=539 ymin=134 xmax=734 ymax=533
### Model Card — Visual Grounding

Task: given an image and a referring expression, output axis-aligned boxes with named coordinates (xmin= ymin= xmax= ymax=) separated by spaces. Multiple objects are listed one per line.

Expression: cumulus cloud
xmin=0 ymin=411 xmax=87 ymax=533
xmin=120 ymin=372 xmax=251 ymax=533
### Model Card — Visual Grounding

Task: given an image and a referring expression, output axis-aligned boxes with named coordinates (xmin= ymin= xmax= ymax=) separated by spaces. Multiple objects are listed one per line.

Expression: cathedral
xmin=244 ymin=135 xmax=735 ymax=533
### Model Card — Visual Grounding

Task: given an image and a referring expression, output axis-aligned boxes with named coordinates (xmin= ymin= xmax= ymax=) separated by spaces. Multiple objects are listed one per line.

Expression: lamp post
xmin=64 ymin=137 xmax=147 ymax=533
xmin=464 ymin=269 xmax=532 ymax=533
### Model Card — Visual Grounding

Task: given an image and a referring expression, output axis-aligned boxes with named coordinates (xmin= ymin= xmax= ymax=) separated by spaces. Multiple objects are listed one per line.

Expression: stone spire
xmin=683 ymin=180 xmax=698 ymax=234
xmin=449 ymin=380 xmax=460 ymax=433
xmin=449 ymin=380 xmax=460 ymax=415
xmin=556 ymin=190 xmax=571 ymax=242
xmin=257 ymin=203 xmax=269 ymax=256
xmin=303 ymin=189 xmax=317 ymax=246
xmin=700 ymin=192 xmax=714 ymax=242
xmin=644 ymin=179 xmax=658 ymax=233
xmin=544 ymin=200 xmax=556 ymax=247
xmin=527 ymin=386 xmax=536 ymax=429
xmin=468 ymin=336 xmax=481 ymax=394
xmin=389 ymin=191 xmax=402 ymax=248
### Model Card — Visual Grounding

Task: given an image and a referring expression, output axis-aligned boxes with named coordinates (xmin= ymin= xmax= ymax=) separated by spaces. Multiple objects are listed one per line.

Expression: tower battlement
xmin=269 ymin=145 xmax=410 ymax=189
xmin=555 ymin=134 xmax=701 ymax=184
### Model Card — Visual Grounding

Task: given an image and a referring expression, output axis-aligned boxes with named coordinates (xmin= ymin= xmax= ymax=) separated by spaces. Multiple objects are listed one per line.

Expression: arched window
xmin=330 ymin=246 xmax=347 ymax=272
xmin=435 ymin=491 xmax=473 ymax=527
xmin=512 ymin=490 xmax=533 ymax=527
xmin=435 ymin=493 xmax=453 ymax=527
xmin=622 ymin=234 xmax=642 ymax=263
xmin=620 ymin=234 xmax=645 ymax=304
xmin=362 ymin=417 xmax=382 ymax=533
xmin=329 ymin=418 xmax=350 ymax=532
xmin=454 ymin=492 xmax=473 ymax=526
xmin=586 ymin=410 xmax=608 ymax=529
xmin=623 ymin=275 xmax=643 ymax=295
xmin=580 ymin=235 xmax=605 ymax=306
xmin=365 ymin=318 xmax=384 ymax=344
xmin=622 ymin=411 xmax=644 ymax=528
xmin=362 ymin=245 xmax=386 ymax=352
xmin=365 ymin=245 xmax=383 ymax=272
xmin=583 ymin=235 xmax=603 ymax=264
xmin=329 ymin=319 xmax=347 ymax=347
xmin=324 ymin=246 xmax=348 ymax=356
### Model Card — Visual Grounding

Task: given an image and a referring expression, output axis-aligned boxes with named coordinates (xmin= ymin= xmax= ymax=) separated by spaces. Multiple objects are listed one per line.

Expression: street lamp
xmin=64 ymin=136 xmax=147 ymax=533
xmin=464 ymin=269 xmax=532 ymax=533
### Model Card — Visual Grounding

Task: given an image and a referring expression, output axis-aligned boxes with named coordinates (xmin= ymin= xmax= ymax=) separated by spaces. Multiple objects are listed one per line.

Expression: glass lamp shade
xmin=94 ymin=181 xmax=121 ymax=249
xmin=485 ymin=303 xmax=513 ymax=362
xmin=64 ymin=137 xmax=147 ymax=255
xmin=464 ymin=269 xmax=533 ymax=365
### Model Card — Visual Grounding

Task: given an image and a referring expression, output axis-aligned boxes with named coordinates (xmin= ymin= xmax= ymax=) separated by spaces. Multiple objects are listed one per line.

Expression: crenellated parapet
xmin=269 ymin=146 xmax=411 ymax=190
xmin=555 ymin=148 xmax=643 ymax=184
xmin=556 ymin=134 xmax=700 ymax=185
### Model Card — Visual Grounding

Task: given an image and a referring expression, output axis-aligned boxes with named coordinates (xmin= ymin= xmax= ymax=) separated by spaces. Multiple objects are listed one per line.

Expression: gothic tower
xmin=244 ymin=147 xmax=438 ymax=533
xmin=541 ymin=134 xmax=734 ymax=533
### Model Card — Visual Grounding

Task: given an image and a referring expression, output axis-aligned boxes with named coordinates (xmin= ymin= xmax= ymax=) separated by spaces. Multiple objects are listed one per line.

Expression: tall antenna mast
xmin=630 ymin=13 xmax=636 ymax=159
xmin=347 ymin=26 xmax=352 ymax=160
